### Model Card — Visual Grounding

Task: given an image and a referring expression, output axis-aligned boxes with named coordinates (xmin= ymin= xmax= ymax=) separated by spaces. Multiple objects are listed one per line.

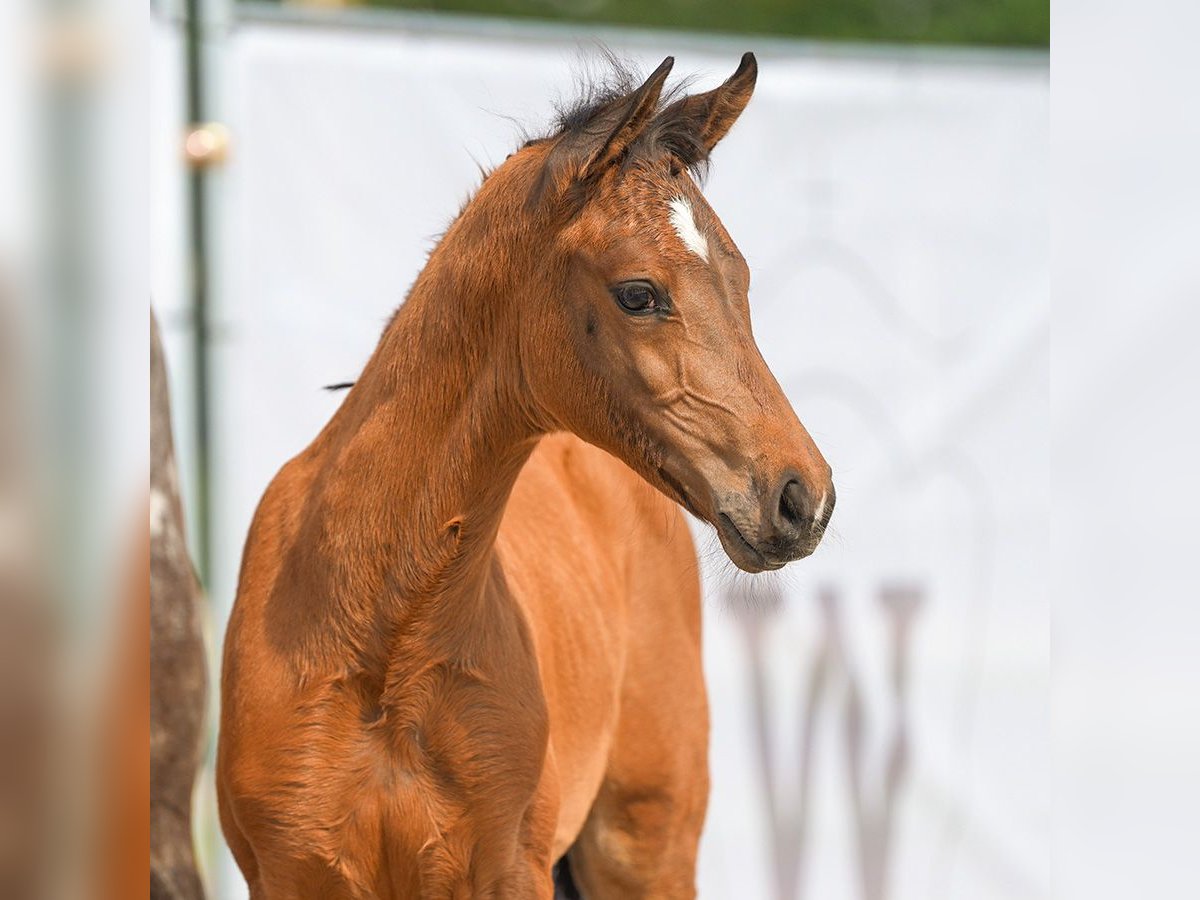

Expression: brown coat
xmin=217 ymin=53 xmax=832 ymax=899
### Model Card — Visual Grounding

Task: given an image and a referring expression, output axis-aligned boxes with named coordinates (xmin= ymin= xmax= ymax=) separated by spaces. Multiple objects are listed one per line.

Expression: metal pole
xmin=182 ymin=0 xmax=213 ymax=587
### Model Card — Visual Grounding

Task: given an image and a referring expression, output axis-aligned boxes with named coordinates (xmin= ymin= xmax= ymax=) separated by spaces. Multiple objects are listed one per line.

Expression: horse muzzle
xmin=712 ymin=474 xmax=835 ymax=573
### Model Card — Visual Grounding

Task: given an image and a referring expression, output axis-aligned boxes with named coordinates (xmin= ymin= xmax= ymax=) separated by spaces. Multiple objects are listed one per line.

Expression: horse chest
xmin=256 ymin=658 xmax=551 ymax=895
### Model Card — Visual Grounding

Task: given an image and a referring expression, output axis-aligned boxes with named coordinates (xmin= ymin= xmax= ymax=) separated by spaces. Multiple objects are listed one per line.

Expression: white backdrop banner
xmin=152 ymin=12 xmax=1048 ymax=899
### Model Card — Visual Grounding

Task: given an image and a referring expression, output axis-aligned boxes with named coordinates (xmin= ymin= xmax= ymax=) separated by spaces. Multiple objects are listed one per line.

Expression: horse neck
xmin=296 ymin=196 xmax=546 ymax=672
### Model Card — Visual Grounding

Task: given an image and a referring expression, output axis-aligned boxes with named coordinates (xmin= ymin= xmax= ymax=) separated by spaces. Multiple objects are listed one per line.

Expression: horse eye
xmin=612 ymin=281 xmax=660 ymax=315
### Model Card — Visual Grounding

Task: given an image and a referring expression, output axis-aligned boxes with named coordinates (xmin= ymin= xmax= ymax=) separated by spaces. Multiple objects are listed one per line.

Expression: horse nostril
xmin=778 ymin=479 xmax=808 ymax=528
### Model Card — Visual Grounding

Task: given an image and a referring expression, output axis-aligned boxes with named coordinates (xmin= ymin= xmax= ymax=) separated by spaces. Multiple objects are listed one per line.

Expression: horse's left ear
xmin=659 ymin=52 xmax=758 ymax=155
xmin=532 ymin=57 xmax=674 ymax=209
xmin=576 ymin=56 xmax=675 ymax=180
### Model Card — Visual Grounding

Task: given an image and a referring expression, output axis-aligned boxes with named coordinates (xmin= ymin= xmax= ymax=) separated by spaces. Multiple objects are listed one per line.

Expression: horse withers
xmin=218 ymin=53 xmax=833 ymax=899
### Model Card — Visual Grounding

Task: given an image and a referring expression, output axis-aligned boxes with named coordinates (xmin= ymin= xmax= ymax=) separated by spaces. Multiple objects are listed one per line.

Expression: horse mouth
xmin=716 ymin=513 xmax=785 ymax=573
xmin=657 ymin=466 xmax=807 ymax=573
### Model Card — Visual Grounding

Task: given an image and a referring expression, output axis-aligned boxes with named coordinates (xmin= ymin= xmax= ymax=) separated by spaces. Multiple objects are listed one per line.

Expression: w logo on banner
xmin=735 ymin=584 xmax=924 ymax=900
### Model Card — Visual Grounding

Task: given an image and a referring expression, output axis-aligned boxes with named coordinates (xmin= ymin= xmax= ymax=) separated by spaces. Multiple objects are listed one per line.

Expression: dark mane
xmin=535 ymin=51 xmax=710 ymax=177
xmin=548 ymin=51 xmax=646 ymax=136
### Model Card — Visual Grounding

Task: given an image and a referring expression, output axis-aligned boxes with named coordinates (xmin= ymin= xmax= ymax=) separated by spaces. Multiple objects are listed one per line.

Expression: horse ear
xmin=541 ymin=55 xmax=674 ymax=196
xmin=658 ymin=52 xmax=757 ymax=155
xmin=576 ymin=56 xmax=674 ymax=180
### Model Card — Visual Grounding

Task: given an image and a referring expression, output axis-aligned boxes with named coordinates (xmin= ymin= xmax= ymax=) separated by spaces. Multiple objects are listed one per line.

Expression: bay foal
xmin=218 ymin=54 xmax=834 ymax=899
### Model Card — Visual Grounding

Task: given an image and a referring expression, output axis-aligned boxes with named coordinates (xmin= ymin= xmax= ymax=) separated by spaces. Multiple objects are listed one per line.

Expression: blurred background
xmin=147 ymin=1 xmax=1051 ymax=900
xmin=5 ymin=0 xmax=1052 ymax=897
xmin=148 ymin=1 xmax=1047 ymax=898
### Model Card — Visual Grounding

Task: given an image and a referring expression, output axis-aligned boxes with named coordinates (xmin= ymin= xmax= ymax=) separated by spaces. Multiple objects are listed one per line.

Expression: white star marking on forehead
xmin=668 ymin=196 xmax=710 ymax=263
